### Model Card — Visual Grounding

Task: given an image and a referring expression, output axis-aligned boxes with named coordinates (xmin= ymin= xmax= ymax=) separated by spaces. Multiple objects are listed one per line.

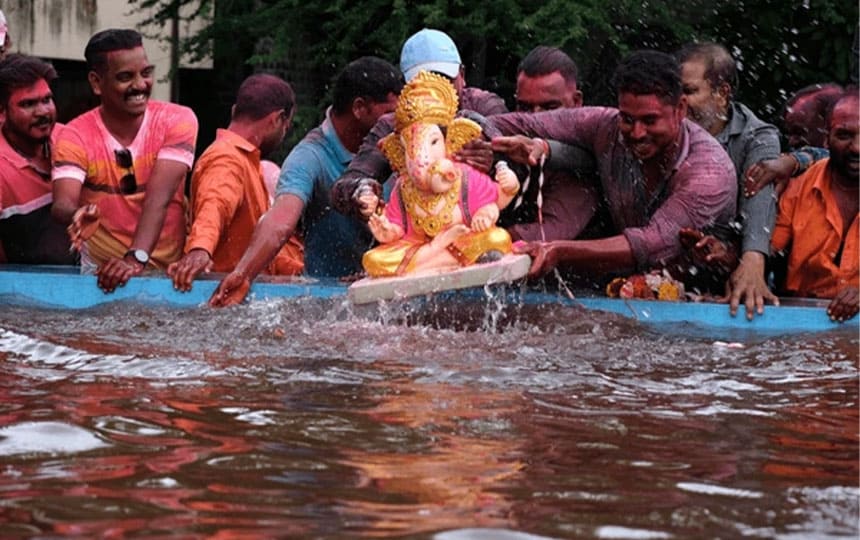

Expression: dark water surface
xmin=0 ymin=296 xmax=857 ymax=539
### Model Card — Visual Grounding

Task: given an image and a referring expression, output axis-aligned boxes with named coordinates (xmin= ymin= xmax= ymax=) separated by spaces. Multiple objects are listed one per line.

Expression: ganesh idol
xmin=360 ymin=71 xmax=520 ymax=278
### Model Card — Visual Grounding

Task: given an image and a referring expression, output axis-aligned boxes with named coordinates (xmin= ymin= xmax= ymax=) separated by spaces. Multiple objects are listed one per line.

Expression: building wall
xmin=4 ymin=0 xmax=211 ymax=102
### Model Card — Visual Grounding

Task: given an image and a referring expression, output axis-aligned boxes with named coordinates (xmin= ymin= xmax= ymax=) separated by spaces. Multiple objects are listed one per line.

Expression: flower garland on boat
xmin=606 ymin=269 xmax=685 ymax=301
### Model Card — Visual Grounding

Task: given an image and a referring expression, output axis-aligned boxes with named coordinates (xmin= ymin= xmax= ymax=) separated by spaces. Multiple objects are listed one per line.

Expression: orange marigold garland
xmin=605 ymin=269 xmax=685 ymax=301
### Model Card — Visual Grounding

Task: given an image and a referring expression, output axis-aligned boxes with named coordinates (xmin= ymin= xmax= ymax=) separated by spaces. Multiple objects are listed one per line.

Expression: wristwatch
xmin=125 ymin=248 xmax=150 ymax=266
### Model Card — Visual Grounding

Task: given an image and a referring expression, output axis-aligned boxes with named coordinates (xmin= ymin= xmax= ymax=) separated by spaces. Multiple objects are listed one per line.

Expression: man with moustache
xmin=490 ymin=50 xmax=736 ymax=279
xmin=771 ymin=90 xmax=859 ymax=323
xmin=675 ymin=42 xmax=780 ymax=318
xmin=52 ymin=28 xmax=198 ymax=292
xmin=167 ymin=73 xmax=304 ymax=291
xmin=0 ymin=54 xmax=75 ymax=264
xmin=503 ymin=45 xmax=599 ymax=243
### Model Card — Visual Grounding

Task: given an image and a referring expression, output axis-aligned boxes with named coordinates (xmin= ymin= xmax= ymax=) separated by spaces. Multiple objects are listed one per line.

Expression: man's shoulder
xmin=54 ymin=114 xmax=99 ymax=156
xmin=49 ymin=122 xmax=67 ymax=144
xmin=290 ymin=124 xmax=329 ymax=156
xmin=682 ymin=121 xmax=735 ymax=172
xmin=146 ymin=100 xmax=198 ymax=125
xmin=793 ymin=158 xmax=831 ymax=189
xmin=196 ymin=133 xmax=246 ymax=165
xmin=147 ymin=99 xmax=194 ymax=115
xmin=729 ymin=101 xmax=778 ymax=135
xmin=460 ymin=87 xmax=508 ymax=116
xmin=685 ymin=120 xmax=730 ymax=153
xmin=284 ymin=124 xmax=330 ymax=167
xmin=62 ymin=108 xmax=99 ymax=133
xmin=0 ymin=132 xmax=23 ymax=173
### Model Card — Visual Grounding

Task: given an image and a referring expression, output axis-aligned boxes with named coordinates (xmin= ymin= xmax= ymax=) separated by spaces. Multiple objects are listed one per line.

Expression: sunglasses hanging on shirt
xmin=114 ymin=148 xmax=137 ymax=195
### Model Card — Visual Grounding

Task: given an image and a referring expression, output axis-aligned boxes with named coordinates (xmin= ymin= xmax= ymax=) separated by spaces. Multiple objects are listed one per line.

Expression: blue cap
xmin=400 ymin=28 xmax=461 ymax=82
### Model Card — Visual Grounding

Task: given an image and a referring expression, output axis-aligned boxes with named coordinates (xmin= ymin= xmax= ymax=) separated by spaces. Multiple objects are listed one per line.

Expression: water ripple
xmin=0 ymin=421 xmax=109 ymax=456
xmin=0 ymin=328 xmax=225 ymax=380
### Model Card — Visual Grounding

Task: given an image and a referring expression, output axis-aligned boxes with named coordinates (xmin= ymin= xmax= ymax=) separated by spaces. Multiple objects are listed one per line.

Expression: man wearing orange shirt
xmin=167 ymin=74 xmax=303 ymax=291
xmin=209 ymin=57 xmax=402 ymax=307
xmin=771 ymin=90 xmax=858 ymax=322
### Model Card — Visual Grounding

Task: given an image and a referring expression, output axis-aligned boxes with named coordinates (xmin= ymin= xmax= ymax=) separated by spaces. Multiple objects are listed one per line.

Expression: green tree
xmin=134 ymin=0 xmax=858 ymax=152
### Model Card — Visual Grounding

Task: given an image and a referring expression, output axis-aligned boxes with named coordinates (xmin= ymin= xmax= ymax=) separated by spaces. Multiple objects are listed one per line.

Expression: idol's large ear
xmin=445 ymin=117 xmax=482 ymax=154
xmin=378 ymin=132 xmax=406 ymax=174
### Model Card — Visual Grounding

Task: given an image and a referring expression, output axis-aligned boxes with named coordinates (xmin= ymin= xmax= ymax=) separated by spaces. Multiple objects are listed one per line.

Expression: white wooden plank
xmin=348 ymin=254 xmax=532 ymax=304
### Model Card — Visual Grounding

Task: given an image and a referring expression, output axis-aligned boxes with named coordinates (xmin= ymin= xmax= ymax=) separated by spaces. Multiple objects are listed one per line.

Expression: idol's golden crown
xmin=394 ymin=70 xmax=459 ymax=132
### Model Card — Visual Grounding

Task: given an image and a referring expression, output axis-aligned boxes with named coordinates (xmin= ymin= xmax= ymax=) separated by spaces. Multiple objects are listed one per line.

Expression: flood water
xmin=0 ymin=295 xmax=857 ymax=539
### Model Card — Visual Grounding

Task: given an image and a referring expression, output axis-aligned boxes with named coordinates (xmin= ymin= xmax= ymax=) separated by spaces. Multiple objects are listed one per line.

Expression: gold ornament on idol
xmin=378 ymin=70 xmax=482 ymax=174
xmin=400 ymin=171 xmax=462 ymax=238
xmin=394 ymin=71 xmax=459 ymax=131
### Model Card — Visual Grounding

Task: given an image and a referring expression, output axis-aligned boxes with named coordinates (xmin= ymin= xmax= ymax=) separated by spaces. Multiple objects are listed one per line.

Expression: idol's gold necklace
xmin=400 ymin=172 xmax=461 ymax=238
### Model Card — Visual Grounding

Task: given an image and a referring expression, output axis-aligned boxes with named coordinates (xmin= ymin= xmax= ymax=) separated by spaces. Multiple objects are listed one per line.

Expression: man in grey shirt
xmin=677 ymin=42 xmax=781 ymax=319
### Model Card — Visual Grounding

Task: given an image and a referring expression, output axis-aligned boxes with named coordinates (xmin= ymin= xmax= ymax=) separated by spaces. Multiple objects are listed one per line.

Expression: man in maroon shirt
xmin=503 ymin=45 xmax=599 ymax=243
xmin=491 ymin=50 xmax=736 ymax=279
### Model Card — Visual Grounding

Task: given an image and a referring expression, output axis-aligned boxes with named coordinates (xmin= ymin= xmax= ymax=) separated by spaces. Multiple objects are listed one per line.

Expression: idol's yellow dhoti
xmin=363 ymin=226 xmax=512 ymax=278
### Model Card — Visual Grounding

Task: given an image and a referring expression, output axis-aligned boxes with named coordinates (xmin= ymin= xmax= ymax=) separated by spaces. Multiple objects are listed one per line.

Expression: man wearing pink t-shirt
xmin=52 ymin=29 xmax=198 ymax=292
xmin=0 ymin=54 xmax=75 ymax=264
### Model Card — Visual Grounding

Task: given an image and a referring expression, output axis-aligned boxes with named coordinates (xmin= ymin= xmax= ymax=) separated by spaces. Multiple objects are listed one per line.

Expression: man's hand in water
xmin=167 ymin=248 xmax=213 ymax=292
xmin=827 ymin=286 xmax=859 ymax=322
xmin=209 ymin=271 xmax=251 ymax=307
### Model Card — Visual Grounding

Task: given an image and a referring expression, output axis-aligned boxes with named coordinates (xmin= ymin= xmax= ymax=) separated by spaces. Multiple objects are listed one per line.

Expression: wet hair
xmin=332 ymin=56 xmax=404 ymax=115
xmin=85 ymin=29 xmax=144 ymax=73
xmin=676 ymin=42 xmax=738 ymax=97
xmin=785 ymin=82 xmax=844 ymax=119
xmin=786 ymin=82 xmax=843 ymax=108
xmin=825 ymin=86 xmax=859 ymax=127
xmin=0 ymin=54 xmax=57 ymax=107
xmin=517 ymin=46 xmax=579 ymax=85
xmin=232 ymin=73 xmax=295 ymax=121
xmin=612 ymin=50 xmax=682 ymax=105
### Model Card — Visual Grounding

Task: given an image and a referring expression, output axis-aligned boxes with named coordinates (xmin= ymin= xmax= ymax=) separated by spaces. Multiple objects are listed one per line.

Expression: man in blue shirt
xmin=210 ymin=56 xmax=402 ymax=306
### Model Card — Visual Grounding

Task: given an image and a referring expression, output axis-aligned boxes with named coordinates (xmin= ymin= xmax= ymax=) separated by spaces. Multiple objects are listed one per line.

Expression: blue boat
xmin=0 ymin=265 xmax=852 ymax=336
